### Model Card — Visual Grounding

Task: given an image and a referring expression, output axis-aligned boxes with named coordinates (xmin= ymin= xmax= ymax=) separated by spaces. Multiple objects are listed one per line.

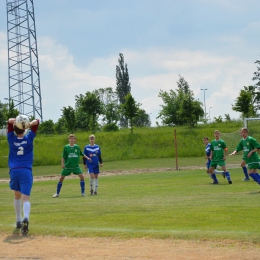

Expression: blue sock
xmin=212 ymin=173 xmax=218 ymax=182
xmin=256 ymin=173 xmax=260 ymax=179
xmin=242 ymin=166 xmax=249 ymax=178
xmin=80 ymin=180 xmax=85 ymax=194
xmin=225 ymin=172 xmax=231 ymax=181
xmin=249 ymin=173 xmax=260 ymax=184
xmin=57 ymin=182 xmax=62 ymax=194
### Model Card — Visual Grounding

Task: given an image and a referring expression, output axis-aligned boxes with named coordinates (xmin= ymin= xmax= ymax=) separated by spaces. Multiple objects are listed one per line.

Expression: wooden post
xmin=174 ymin=129 xmax=178 ymax=170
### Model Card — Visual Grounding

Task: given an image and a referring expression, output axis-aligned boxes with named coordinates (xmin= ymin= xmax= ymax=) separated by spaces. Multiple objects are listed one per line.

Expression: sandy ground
xmin=1 ymin=233 xmax=260 ymax=260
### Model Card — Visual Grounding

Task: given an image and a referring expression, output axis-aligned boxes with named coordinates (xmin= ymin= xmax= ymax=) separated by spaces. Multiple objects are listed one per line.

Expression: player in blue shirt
xmin=83 ymin=134 xmax=103 ymax=195
xmin=7 ymin=117 xmax=39 ymax=235
xmin=203 ymin=137 xmax=213 ymax=180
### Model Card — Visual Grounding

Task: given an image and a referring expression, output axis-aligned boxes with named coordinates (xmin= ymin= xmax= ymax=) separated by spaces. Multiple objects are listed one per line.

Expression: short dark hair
xmin=14 ymin=125 xmax=25 ymax=135
xmin=203 ymin=137 xmax=208 ymax=140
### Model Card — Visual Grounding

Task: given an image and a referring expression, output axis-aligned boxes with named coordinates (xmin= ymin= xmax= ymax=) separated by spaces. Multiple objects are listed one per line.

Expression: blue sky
xmin=1 ymin=0 xmax=260 ymax=125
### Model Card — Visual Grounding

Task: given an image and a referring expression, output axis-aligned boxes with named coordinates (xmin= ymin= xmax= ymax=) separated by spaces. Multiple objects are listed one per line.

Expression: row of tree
xmin=1 ymin=55 xmax=260 ymax=133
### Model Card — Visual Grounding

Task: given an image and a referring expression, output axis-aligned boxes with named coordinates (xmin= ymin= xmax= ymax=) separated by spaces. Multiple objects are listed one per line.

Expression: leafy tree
xmin=7 ymin=99 xmax=19 ymax=119
xmin=214 ymin=116 xmax=223 ymax=123
xmin=54 ymin=117 xmax=67 ymax=134
xmin=224 ymin=114 xmax=231 ymax=121
xmin=253 ymin=59 xmax=260 ymax=87
xmin=98 ymin=87 xmax=120 ymax=131
xmin=61 ymin=106 xmax=76 ymax=133
xmin=116 ymin=53 xmax=131 ymax=127
xmin=76 ymin=90 xmax=104 ymax=133
xmin=232 ymin=86 xmax=257 ymax=118
xmin=0 ymin=101 xmax=8 ymax=128
xmin=120 ymin=93 xmax=140 ymax=133
xmin=38 ymin=119 xmax=55 ymax=134
xmin=157 ymin=75 xmax=204 ymax=127
xmin=132 ymin=109 xmax=151 ymax=127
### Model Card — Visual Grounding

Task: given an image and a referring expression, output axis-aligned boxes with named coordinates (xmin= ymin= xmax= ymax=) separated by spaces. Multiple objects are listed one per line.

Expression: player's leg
xmin=206 ymin=161 xmax=213 ymax=179
xmin=89 ymin=169 xmax=95 ymax=195
xmin=241 ymin=159 xmax=250 ymax=181
xmin=221 ymin=165 xmax=232 ymax=184
xmin=209 ymin=164 xmax=219 ymax=184
xmin=78 ymin=173 xmax=86 ymax=196
xmin=53 ymin=174 xmax=66 ymax=198
xmin=19 ymin=169 xmax=33 ymax=235
xmin=13 ymin=191 xmax=22 ymax=228
xmin=248 ymin=166 xmax=260 ymax=184
xmin=93 ymin=166 xmax=100 ymax=195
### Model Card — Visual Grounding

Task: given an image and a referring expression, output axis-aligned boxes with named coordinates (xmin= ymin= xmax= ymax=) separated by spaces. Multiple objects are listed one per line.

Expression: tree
xmin=0 ymin=101 xmax=8 ymax=128
xmin=116 ymin=53 xmax=131 ymax=127
xmin=232 ymin=86 xmax=257 ymax=118
xmin=132 ymin=109 xmax=151 ymax=127
xmin=38 ymin=119 xmax=55 ymax=134
xmin=157 ymin=75 xmax=204 ymax=126
xmin=98 ymin=88 xmax=120 ymax=131
xmin=120 ymin=93 xmax=140 ymax=133
xmin=76 ymin=90 xmax=104 ymax=133
xmin=61 ymin=106 xmax=76 ymax=133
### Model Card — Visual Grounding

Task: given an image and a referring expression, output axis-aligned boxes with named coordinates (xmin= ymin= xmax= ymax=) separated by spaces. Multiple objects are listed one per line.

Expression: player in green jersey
xmin=209 ymin=130 xmax=232 ymax=184
xmin=230 ymin=127 xmax=260 ymax=187
xmin=52 ymin=134 xmax=91 ymax=198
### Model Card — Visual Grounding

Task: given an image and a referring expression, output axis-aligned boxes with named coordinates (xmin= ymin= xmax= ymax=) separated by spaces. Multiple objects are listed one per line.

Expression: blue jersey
xmin=7 ymin=121 xmax=38 ymax=170
xmin=83 ymin=144 xmax=102 ymax=167
xmin=205 ymin=143 xmax=211 ymax=157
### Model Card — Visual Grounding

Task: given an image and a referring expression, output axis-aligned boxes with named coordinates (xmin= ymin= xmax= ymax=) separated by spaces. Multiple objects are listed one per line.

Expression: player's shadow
xmin=3 ymin=229 xmax=34 ymax=244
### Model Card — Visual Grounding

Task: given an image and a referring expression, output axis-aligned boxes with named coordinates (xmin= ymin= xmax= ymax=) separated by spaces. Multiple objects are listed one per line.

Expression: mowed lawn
xmin=0 ymin=159 xmax=260 ymax=242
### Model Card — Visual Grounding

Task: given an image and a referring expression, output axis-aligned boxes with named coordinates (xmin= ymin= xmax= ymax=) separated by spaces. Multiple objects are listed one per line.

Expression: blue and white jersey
xmin=7 ymin=121 xmax=38 ymax=170
xmin=84 ymin=144 xmax=102 ymax=167
xmin=205 ymin=143 xmax=211 ymax=158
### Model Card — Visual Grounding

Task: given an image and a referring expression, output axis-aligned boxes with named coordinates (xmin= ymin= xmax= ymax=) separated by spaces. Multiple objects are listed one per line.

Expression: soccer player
xmin=7 ymin=117 xmax=39 ymax=235
xmin=238 ymin=129 xmax=251 ymax=181
xmin=209 ymin=130 xmax=232 ymax=184
xmin=230 ymin=127 xmax=260 ymax=187
xmin=203 ymin=137 xmax=224 ymax=180
xmin=83 ymin=134 xmax=103 ymax=195
xmin=52 ymin=134 xmax=91 ymax=198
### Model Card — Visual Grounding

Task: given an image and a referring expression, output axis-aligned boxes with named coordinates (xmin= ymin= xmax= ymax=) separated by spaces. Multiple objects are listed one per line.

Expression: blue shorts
xmin=9 ymin=169 xmax=33 ymax=196
xmin=206 ymin=160 xmax=211 ymax=169
xmin=88 ymin=165 xmax=100 ymax=174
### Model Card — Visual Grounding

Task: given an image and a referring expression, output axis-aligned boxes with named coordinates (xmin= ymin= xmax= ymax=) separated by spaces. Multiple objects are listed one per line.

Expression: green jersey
xmin=210 ymin=139 xmax=226 ymax=162
xmin=62 ymin=144 xmax=84 ymax=169
xmin=236 ymin=136 xmax=260 ymax=165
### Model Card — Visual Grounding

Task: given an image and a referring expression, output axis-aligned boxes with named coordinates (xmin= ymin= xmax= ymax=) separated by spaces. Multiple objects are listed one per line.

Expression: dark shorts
xmin=210 ymin=160 xmax=226 ymax=168
xmin=88 ymin=165 xmax=100 ymax=174
xmin=9 ymin=169 xmax=33 ymax=196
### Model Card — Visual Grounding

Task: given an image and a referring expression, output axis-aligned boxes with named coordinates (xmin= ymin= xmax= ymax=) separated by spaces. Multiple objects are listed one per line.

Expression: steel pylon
xmin=6 ymin=0 xmax=43 ymax=120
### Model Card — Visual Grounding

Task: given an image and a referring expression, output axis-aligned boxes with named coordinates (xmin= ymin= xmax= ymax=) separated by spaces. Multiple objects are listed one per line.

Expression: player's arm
xmin=7 ymin=118 xmax=16 ymax=133
xmin=30 ymin=119 xmax=39 ymax=133
xmin=223 ymin=148 xmax=228 ymax=160
xmin=98 ymin=154 xmax=103 ymax=167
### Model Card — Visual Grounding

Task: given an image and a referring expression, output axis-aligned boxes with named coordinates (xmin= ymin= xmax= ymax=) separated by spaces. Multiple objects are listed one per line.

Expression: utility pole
xmin=200 ymin=88 xmax=208 ymax=119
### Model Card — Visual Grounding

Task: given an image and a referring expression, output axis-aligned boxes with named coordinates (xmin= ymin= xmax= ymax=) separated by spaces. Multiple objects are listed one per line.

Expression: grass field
xmin=1 ymin=158 xmax=260 ymax=243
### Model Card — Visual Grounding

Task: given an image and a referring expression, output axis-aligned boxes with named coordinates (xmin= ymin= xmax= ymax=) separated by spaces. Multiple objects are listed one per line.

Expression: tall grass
xmin=0 ymin=121 xmax=250 ymax=168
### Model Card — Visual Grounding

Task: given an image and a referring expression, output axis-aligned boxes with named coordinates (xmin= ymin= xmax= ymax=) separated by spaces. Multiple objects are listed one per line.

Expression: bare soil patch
xmin=1 ymin=234 xmax=260 ymax=260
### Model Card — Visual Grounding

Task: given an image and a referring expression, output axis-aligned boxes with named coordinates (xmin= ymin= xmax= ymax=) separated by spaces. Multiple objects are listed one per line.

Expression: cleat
xmin=94 ymin=191 xmax=97 ymax=195
xmin=222 ymin=173 xmax=226 ymax=179
xmin=21 ymin=218 xmax=29 ymax=235
xmin=211 ymin=181 xmax=219 ymax=184
xmin=82 ymin=193 xmax=86 ymax=196
xmin=90 ymin=190 xmax=93 ymax=195
xmin=52 ymin=193 xmax=59 ymax=198
xmin=228 ymin=180 xmax=232 ymax=184
xmin=16 ymin=221 xmax=22 ymax=229
xmin=242 ymin=177 xmax=250 ymax=181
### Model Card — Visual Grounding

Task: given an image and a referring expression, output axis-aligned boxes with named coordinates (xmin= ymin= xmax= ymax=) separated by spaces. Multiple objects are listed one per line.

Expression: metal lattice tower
xmin=6 ymin=0 xmax=43 ymax=120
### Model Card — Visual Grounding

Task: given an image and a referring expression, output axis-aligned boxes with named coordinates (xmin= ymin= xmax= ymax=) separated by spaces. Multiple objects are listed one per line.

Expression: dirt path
xmin=1 ymin=234 xmax=260 ymax=260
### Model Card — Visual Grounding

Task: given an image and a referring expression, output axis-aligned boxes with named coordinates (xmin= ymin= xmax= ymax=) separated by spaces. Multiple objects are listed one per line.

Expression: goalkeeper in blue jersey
xmin=83 ymin=134 xmax=103 ymax=195
xmin=7 ymin=117 xmax=39 ymax=235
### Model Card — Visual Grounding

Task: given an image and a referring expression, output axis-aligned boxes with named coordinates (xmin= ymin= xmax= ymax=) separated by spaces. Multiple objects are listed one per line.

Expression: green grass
xmin=1 ymin=161 xmax=260 ymax=243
